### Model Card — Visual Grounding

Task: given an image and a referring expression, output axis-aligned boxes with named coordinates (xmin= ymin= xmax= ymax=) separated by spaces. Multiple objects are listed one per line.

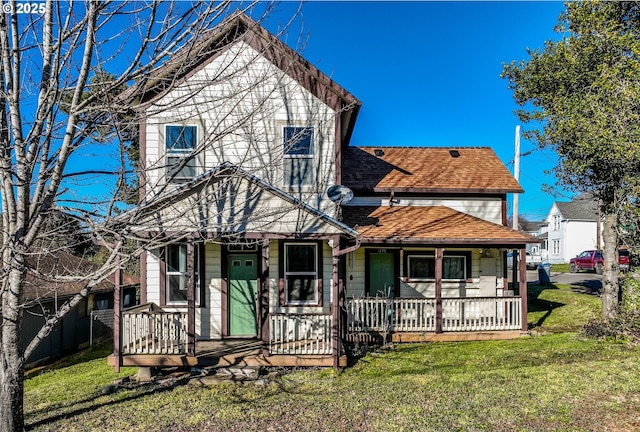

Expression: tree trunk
xmin=602 ymin=212 xmax=619 ymax=319
xmin=0 ymin=266 xmax=26 ymax=432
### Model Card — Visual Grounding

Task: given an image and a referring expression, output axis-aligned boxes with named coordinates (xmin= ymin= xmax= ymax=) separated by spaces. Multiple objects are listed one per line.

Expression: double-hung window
xmin=166 ymin=124 xmax=197 ymax=182
xmin=166 ymin=244 xmax=200 ymax=305
xmin=284 ymin=243 xmax=318 ymax=305
xmin=407 ymin=254 xmax=467 ymax=280
xmin=283 ymin=126 xmax=314 ymax=187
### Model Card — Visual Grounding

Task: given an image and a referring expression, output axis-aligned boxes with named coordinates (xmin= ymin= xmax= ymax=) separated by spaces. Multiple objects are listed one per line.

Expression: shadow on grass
xmin=569 ymin=278 xmax=602 ymax=295
xmin=25 ymin=377 xmax=187 ymax=430
xmin=527 ymin=283 xmax=565 ymax=329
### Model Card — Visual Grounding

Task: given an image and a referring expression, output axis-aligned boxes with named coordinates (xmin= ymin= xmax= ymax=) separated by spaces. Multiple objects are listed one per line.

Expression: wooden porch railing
xmin=269 ymin=313 xmax=333 ymax=355
xmin=347 ymin=296 xmax=522 ymax=334
xmin=122 ymin=310 xmax=187 ymax=355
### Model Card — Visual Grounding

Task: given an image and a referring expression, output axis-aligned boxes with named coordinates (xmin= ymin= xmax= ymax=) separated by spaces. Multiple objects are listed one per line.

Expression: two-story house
xmin=544 ymin=194 xmax=601 ymax=264
xmin=110 ymin=13 xmax=536 ymax=371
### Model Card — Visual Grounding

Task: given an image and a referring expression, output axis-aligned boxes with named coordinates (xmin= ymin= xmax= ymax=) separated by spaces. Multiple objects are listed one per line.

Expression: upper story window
xmin=283 ymin=126 xmax=314 ymax=187
xmin=552 ymin=215 xmax=561 ymax=231
xmin=166 ymin=124 xmax=197 ymax=182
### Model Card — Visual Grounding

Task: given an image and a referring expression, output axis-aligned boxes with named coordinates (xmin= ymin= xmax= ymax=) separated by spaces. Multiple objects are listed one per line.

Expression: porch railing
xmin=269 ymin=313 xmax=333 ymax=355
xmin=121 ymin=310 xmax=187 ymax=355
xmin=347 ymin=296 xmax=521 ymax=334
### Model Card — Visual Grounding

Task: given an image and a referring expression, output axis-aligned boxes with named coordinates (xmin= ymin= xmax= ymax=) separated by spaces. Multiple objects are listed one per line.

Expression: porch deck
xmin=108 ymin=339 xmax=348 ymax=368
xmin=112 ymin=295 xmax=527 ymax=369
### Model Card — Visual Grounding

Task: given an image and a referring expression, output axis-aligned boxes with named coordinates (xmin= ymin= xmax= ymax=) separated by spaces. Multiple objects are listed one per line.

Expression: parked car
xmin=619 ymin=249 xmax=630 ymax=272
xmin=506 ymin=251 xmax=543 ymax=270
xmin=569 ymin=249 xmax=630 ymax=274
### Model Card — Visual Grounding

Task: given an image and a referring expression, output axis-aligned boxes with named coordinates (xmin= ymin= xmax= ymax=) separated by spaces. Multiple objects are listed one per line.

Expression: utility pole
xmin=513 ymin=125 xmax=521 ymax=231
xmin=511 ymin=125 xmax=521 ymax=293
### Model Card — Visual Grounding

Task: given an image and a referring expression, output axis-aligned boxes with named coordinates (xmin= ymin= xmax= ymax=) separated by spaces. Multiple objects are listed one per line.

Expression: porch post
xmin=511 ymin=249 xmax=519 ymax=293
xmin=113 ymin=255 xmax=122 ymax=373
xmin=260 ymin=239 xmax=270 ymax=357
xmin=519 ymin=247 xmax=528 ymax=332
xmin=332 ymin=242 xmax=340 ymax=370
xmin=435 ymin=247 xmax=443 ymax=334
xmin=186 ymin=242 xmax=196 ymax=357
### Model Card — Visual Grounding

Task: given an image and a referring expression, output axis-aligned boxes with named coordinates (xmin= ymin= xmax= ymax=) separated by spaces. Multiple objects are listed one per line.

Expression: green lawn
xmin=25 ymin=283 xmax=640 ymax=432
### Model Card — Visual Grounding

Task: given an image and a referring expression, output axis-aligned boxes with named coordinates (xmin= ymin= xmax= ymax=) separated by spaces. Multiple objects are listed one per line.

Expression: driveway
xmin=549 ymin=271 xmax=602 ymax=294
xmin=511 ymin=270 xmax=603 ymax=293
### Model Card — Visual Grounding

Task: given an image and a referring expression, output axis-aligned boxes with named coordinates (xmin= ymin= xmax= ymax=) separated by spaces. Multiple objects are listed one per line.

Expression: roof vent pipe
xmin=374 ymin=149 xmax=384 ymax=157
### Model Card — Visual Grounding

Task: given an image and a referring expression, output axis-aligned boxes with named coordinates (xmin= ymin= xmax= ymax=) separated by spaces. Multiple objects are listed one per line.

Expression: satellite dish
xmin=327 ymin=185 xmax=354 ymax=205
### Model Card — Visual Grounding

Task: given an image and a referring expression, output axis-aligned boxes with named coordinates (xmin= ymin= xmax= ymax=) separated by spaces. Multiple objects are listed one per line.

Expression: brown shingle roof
xmin=342 ymin=147 xmax=523 ymax=193
xmin=342 ymin=206 xmax=537 ymax=245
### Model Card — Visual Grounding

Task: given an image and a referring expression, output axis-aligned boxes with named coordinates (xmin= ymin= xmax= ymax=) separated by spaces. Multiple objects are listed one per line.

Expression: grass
xmin=550 ymin=263 xmax=571 ymax=273
xmin=528 ymin=283 xmax=601 ymax=332
xmin=24 ymin=282 xmax=640 ymax=432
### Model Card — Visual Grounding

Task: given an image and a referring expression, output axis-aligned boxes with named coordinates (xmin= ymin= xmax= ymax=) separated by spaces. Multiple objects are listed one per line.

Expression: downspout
xmin=332 ymin=236 xmax=361 ymax=257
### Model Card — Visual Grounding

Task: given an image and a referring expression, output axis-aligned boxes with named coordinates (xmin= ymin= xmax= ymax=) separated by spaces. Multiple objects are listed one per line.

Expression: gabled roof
xmin=124 ymin=162 xmax=359 ymax=238
xmin=342 ymin=205 xmax=537 ymax=245
xmin=342 ymin=147 xmax=523 ymax=194
xmin=555 ymin=196 xmax=598 ymax=222
xmin=520 ymin=220 xmax=543 ymax=233
xmin=123 ymin=12 xmax=361 ymax=146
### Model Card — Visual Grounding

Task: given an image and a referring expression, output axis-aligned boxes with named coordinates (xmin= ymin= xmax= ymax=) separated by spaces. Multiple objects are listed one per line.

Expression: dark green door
xmin=369 ymin=253 xmax=396 ymax=297
xmin=229 ymin=254 xmax=258 ymax=336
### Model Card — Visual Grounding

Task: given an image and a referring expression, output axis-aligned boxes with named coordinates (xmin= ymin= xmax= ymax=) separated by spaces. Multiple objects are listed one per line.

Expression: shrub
xmin=583 ymin=310 xmax=640 ymax=342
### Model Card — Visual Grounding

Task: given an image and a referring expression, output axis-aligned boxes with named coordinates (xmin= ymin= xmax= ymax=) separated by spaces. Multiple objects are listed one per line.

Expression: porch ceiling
xmin=342 ymin=205 xmax=539 ymax=246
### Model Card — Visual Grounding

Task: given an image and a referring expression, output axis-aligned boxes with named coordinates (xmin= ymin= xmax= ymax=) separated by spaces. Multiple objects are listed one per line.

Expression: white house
xmin=544 ymin=195 xmax=602 ymax=264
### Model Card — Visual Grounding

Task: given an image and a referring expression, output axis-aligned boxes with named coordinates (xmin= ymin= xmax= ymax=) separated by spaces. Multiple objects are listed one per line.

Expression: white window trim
xmin=164 ymin=123 xmax=199 ymax=183
xmin=284 ymin=242 xmax=318 ymax=306
xmin=282 ymin=125 xmax=315 ymax=188
xmin=165 ymin=244 xmax=200 ymax=306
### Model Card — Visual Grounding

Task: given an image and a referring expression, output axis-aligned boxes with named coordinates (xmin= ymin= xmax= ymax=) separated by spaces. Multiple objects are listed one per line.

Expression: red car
xmin=569 ymin=249 xmax=630 ymax=274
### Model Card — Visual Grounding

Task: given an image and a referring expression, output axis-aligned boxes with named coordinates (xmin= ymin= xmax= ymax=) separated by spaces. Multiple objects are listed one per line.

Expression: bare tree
xmin=0 ymin=1 xmax=344 ymax=430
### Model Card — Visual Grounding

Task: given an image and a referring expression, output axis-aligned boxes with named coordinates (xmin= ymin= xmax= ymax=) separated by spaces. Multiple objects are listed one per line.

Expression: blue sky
xmin=59 ymin=1 xmax=569 ymax=221
xmin=262 ymin=1 xmax=569 ymax=221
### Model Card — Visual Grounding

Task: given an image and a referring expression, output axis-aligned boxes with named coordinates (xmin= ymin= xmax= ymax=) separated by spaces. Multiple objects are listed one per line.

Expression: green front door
xmin=369 ymin=253 xmax=396 ymax=297
xmin=228 ymin=254 xmax=258 ymax=337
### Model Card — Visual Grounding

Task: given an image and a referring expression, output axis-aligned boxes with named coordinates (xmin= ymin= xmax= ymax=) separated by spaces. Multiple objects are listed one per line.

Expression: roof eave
xmin=359 ymin=237 xmax=539 ymax=246
xmin=352 ymin=187 xmax=524 ymax=195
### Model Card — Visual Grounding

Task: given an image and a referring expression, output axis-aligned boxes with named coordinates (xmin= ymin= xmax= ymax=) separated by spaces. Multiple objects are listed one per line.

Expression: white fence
xmin=347 ymin=297 xmax=522 ymax=334
xmin=121 ymin=311 xmax=187 ymax=354
xmin=269 ymin=313 xmax=333 ymax=355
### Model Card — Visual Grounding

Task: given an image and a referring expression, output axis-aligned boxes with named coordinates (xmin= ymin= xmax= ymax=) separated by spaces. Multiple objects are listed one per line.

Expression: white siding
xmin=346 ymin=248 xmax=504 ymax=299
xmin=564 ymin=221 xmax=600 ymax=262
xmin=204 ymin=243 xmax=223 ymax=339
xmin=145 ymin=251 xmax=161 ymax=305
xmin=133 ymin=176 xmax=349 ymax=237
xmin=144 ymin=40 xmax=338 ymax=217
xmin=346 ymin=197 xmax=503 ymax=224
xmin=345 ymin=248 xmax=365 ymax=297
